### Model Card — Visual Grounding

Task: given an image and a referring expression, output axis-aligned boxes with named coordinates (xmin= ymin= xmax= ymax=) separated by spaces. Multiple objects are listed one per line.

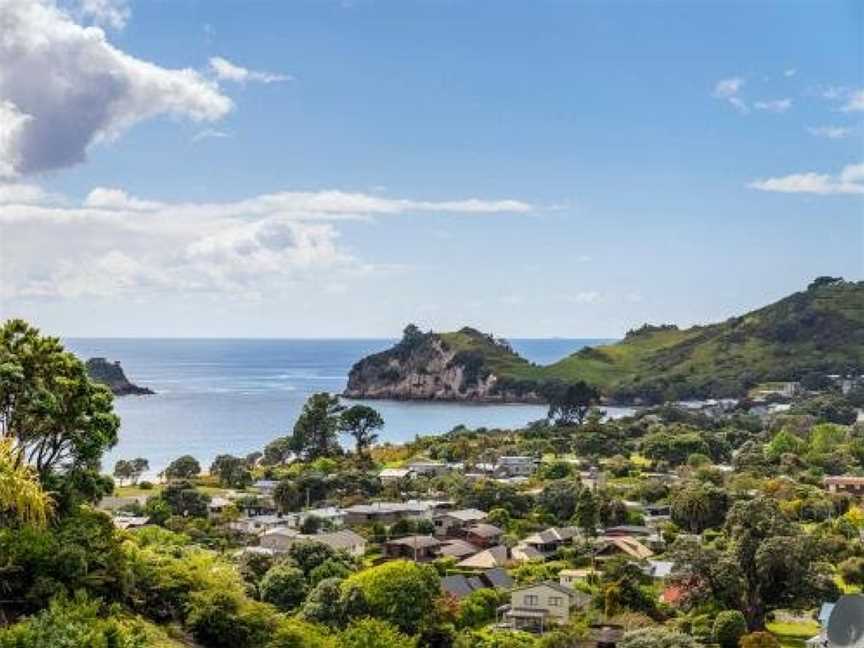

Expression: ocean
xmin=64 ymin=338 xmax=628 ymax=475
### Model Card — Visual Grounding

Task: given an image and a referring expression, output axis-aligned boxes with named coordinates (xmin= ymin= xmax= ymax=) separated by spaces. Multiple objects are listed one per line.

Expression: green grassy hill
xmin=347 ymin=278 xmax=864 ymax=403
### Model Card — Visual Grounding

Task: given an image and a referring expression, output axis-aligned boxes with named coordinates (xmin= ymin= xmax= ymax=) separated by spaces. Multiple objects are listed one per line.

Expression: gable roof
xmin=438 ymin=539 xmax=481 ymax=558
xmin=457 ymin=544 xmax=508 ymax=569
xmin=523 ymin=526 xmax=579 ymax=545
xmin=466 ymin=523 xmax=504 ymax=538
xmin=596 ymin=536 xmax=654 ymax=560
xmin=441 ymin=575 xmax=476 ymax=599
xmin=444 ymin=508 xmax=487 ymax=522
xmin=511 ymin=580 xmax=575 ymax=597
xmin=481 ymin=567 xmax=513 ymax=590
xmin=386 ymin=535 xmax=441 ymax=549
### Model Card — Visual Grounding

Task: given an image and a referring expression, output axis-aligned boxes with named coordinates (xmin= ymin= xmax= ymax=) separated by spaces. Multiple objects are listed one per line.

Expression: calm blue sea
xmin=64 ymin=338 xmax=625 ymax=475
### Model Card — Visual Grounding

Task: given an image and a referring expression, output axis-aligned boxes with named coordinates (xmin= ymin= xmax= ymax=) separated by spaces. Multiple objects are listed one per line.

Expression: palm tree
xmin=0 ymin=439 xmax=51 ymax=527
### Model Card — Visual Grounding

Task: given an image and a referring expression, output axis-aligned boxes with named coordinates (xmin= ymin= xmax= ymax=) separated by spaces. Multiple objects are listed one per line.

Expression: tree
xmin=161 ymin=479 xmax=210 ymax=517
xmin=273 ymin=479 xmax=301 ymax=513
xmin=0 ymin=319 xmax=120 ymax=479
xmin=538 ymin=480 xmax=581 ymax=521
xmin=670 ymin=482 xmax=729 ymax=534
xmin=300 ymin=577 xmax=346 ymax=628
xmin=839 ymin=556 xmax=864 ymax=587
xmin=290 ymin=393 xmax=345 ymax=460
xmin=0 ymin=438 xmax=52 ymax=527
xmin=130 ymin=457 xmax=149 ymax=484
xmin=164 ymin=454 xmax=201 ymax=480
xmin=714 ymin=610 xmax=747 ymax=648
xmin=262 ymin=436 xmax=293 ymax=466
xmin=573 ymin=488 xmax=598 ymax=536
xmin=339 ymin=405 xmax=384 ymax=460
xmin=341 ymin=560 xmax=441 ymax=633
xmin=544 ymin=380 xmax=599 ymax=426
xmin=260 ymin=564 xmax=308 ymax=611
xmin=209 ymin=454 xmax=252 ymax=488
xmin=113 ymin=459 xmax=134 ymax=485
xmin=339 ymin=618 xmax=416 ymax=648
xmin=300 ymin=514 xmax=323 ymax=535
xmin=458 ymin=588 xmax=502 ymax=628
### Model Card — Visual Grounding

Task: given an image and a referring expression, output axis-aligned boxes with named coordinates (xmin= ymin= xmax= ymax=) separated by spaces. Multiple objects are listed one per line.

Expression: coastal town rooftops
xmin=457 ymin=544 xmax=509 ymax=569
xmin=438 ymin=539 xmax=480 ymax=558
xmin=596 ymin=535 xmax=654 ymax=560
xmin=313 ymin=529 xmax=366 ymax=551
xmin=510 ymin=580 xmax=575 ymax=597
xmin=379 ymin=468 xmax=412 ymax=479
xmin=523 ymin=526 xmax=579 ymax=545
xmin=344 ymin=501 xmax=431 ymax=515
xmin=824 ymin=476 xmax=864 ymax=485
xmin=466 ymin=523 xmax=504 ymax=538
xmin=441 ymin=508 xmax=487 ymax=522
xmin=386 ymin=535 xmax=441 ymax=550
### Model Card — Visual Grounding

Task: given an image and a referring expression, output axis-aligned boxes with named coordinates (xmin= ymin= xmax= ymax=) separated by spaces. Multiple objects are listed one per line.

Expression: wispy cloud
xmin=842 ymin=89 xmax=864 ymax=112
xmin=208 ymin=57 xmax=292 ymax=84
xmin=712 ymin=77 xmax=748 ymax=113
xmin=784 ymin=68 xmax=797 ymax=78
xmin=754 ymin=98 xmax=792 ymax=113
xmin=749 ymin=162 xmax=864 ymax=195
xmin=807 ymin=126 xmax=852 ymax=140
xmin=192 ymin=128 xmax=231 ymax=143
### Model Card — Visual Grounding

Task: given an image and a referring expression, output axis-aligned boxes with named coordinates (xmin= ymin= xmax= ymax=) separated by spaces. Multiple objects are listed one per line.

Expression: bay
xmin=64 ymin=337 xmax=627 ymax=475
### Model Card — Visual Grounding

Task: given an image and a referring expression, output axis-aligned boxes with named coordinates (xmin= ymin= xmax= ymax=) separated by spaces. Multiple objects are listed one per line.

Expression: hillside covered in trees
xmin=345 ymin=278 xmax=864 ymax=404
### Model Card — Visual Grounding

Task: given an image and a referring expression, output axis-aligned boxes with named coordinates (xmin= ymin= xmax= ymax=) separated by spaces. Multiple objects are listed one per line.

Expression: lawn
xmin=767 ymin=619 xmax=820 ymax=648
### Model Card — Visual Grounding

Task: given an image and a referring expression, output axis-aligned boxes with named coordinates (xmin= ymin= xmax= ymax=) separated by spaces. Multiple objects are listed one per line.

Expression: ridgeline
xmin=344 ymin=277 xmax=864 ymax=404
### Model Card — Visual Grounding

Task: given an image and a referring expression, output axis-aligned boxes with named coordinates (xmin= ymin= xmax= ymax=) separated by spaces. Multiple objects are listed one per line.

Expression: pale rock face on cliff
xmin=344 ymin=334 xmax=542 ymax=403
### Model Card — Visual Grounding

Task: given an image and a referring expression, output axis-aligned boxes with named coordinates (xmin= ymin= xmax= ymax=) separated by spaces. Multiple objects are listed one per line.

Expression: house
xmin=501 ymin=581 xmax=591 ymax=632
xmin=259 ymin=527 xmax=366 ymax=557
xmin=579 ymin=468 xmax=607 ymax=491
xmin=457 ymin=544 xmax=509 ymax=569
xmin=379 ymin=467 xmax=413 ymax=483
xmin=441 ymin=567 xmax=514 ymax=600
xmin=521 ymin=526 xmax=580 ymax=556
xmin=496 ymin=456 xmax=538 ymax=478
xmin=603 ymin=525 xmax=652 ymax=537
xmin=283 ymin=506 xmax=345 ymax=530
xmin=434 ymin=508 xmax=487 ymax=537
xmin=383 ymin=535 xmax=442 ymax=562
xmin=642 ymin=560 xmax=674 ymax=580
xmin=112 ymin=515 xmax=150 ymax=530
xmin=511 ymin=544 xmax=545 ymax=562
xmin=438 ymin=539 xmax=481 ymax=560
xmin=208 ymin=496 xmax=232 ymax=518
xmin=230 ymin=514 xmax=285 ymax=535
xmin=465 ymin=523 xmax=504 ymax=548
xmin=594 ymin=536 xmax=654 ymax=561
xmin=559 ymin=568 xmax=599 ymax=588
xmin=253 ymin=480 xmax=280 ymax=497
xmin=824 ymin=476 xmax=864 ymax=496
xmin=407 ymin=461 xmax=450 ymax=477
xmin=343 ymin=501 xmax=434 ymax=526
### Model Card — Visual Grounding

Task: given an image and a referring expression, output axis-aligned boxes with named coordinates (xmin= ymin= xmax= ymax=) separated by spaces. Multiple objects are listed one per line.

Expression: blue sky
xmin=0 ymin=0 xmax=861 ymax=338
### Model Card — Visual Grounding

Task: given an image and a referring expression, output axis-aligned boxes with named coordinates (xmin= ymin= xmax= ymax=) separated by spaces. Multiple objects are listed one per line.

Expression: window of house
xmin=524 ymin=594 xmax=539 ymax=607
xmin=549 ymin=596 xmax=562 ymax=606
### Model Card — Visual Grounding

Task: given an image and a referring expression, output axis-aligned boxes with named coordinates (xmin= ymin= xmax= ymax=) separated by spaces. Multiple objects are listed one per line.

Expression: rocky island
xmin=85 ymin=357 xmax=154 ymax=396
xmin=345 ymin=277 xmax=864 ymax=404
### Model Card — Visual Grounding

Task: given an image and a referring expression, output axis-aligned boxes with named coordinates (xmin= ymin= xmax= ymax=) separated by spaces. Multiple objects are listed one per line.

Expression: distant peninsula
xmin=345 ymin=277 xmax=864 ymax=405
xmin=85 ymin=357 xmax=154 ymax=396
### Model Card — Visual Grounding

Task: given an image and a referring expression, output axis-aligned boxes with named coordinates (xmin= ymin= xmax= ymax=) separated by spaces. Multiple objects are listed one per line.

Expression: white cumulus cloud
xmin=0 ymin=0 xmax=232 ymax=177
xmin=748 ymin=163 xmax=864 ymax=195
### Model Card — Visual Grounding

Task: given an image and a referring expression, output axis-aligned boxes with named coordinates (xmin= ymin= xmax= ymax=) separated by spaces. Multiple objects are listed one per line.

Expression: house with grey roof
xmin=384 ymin=534 xmax=442 ymax=562
xmin=434 ymin=508 xmax=488 ymax=537
xmin=500 ymin=581 xmax=591 ymax=632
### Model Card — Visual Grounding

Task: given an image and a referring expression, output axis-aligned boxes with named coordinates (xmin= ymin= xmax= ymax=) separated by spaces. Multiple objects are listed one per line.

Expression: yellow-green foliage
xmin=0 ymin=439 xmax=52 ymax=527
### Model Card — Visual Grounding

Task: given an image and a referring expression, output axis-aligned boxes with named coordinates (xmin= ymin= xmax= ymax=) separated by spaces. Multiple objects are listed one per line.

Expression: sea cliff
xmin=85 ymin=357 xmax=154 ymax=396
